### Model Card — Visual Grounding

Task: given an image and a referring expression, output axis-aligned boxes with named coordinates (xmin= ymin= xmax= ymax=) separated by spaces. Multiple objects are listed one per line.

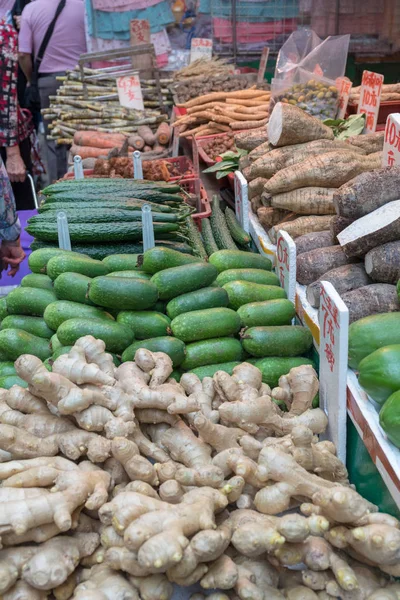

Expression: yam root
xmin=341 ymin=284 xmax=400 ymax=324
xmin=346 ymin=131 xmax=384 ymax=154
xmin=267 ymin=103 xmax=334 ymax=147
xmin=306 ymin=263 xmax=372 ymax=309
xmin=295 ymin=231 xmax=333 ymax=256
xmin=234 ymin=127 xmax=268 ymax=151
xmin=269 ymin=216 xmax=333 ymax=243
xmin=257 ymin=207 xmax=293 ymax=231
xmin=296 ymin=246 xmax=359 ymax=286
xmin=249 ymin=177 xmax=268 ymax=200
xmin=364 ymin=241 xmax=400 ymax=284
xmin=270 ymin=187 xmax=336 ymax=215
xmin=330 ymin=216 xmax=354 ymax=243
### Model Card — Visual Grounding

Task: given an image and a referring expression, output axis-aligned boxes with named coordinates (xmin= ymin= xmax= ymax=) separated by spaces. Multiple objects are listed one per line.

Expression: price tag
xmin=234 ymin=171 xmax=249 ymax=233
xmin=313 ymin=63 xmax=324 ymax=77
xmin=117 ymin=74 xmax=144 ymax=110
xmin=257 ymin=47 xmax=269 ymax=85
xmin=190 ymin=38 xmax=212 ymax=63
xmin=150 ymin=29 xmax=171 ymax=56
xmin=276 ymin=231 xmax=296 ymax=303
xmin=382 ymin=113 xmax=400 ymax=167
xmin=130 ymin=19 xmax=150 ymax=45
xmin=357 ymin=70 xmax=384 ymax=133
xmin=336 ymin=76 xmax=352 ymax=119
xmin=319 ymin=281 xmax=349 ymax=463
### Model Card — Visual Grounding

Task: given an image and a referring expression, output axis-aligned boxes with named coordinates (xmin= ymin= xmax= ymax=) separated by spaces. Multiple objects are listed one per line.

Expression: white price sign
xmin=117 ymin=74 xmax=144 ymax=110
xmin=276 ymin=230 xmax=296 ymax=303
xmin=190 ymin=38 xmax=212 ymax=63
xmin=234 ymin=171 xmax=249 ymax=233
xmin=319 ymin=281 xmax=349 ymax=463
xmin=382 ymin=113 xmax=400 ymax=167
xmin=357 ymin=70 xmax=384 ymax=133
xmin=257 ymin=47 xmax=269 ymax=85
xmin=335 ymin=76 xmax=352 ymax=119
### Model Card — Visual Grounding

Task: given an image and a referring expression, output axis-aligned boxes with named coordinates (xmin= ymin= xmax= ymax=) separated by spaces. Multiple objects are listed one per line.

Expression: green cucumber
xmin=0 ymin=362 xmax=17 ymax=376
xmin=50 ymin=333 xmax=62 ymax=352
xmin=102 ymin=254 xmax=141 ymax=272
xmin=209 ymin=249 xmax=272 ymax=273
xmin=201 ymin=218 xmax=219 ymax=256
xmin=223 ymin=281 xmax=286 ymax=310
xmin=348 ymin=313 xmax=400 ymax=369
xmin=242 ymin=326 xmax=313 ymax=358
xmin=6 ymin=288 xmax=57 ymax=317
xmin=52 ymin=346 xmax=72 ymax=360
xmin=152 ymin=301 xmax=167 ymax=313
xmin=1 ymin=316 xmax=54 ymax=339
xmin=122 ymin=336 xmax=185 ymax=367
xmin=44 ymin=301 xmax=114 ymax=332
xmin=0 ymin=297 xmax=8 ymax=321
xmin=181 ymin=337 xmax=243 ymax=370
xmin=379 ymin=391 xmax=400 ymax=448
xmin=117 ymin=311 xmax=171 ymax=340
xmin=106 ymin=271 xmax=151 ymax=280
xmin=54 ymin=272 xmax=94 ymax=305
xmin=253 ymin=357 xmax=315 ymax=387
xmin=166 ymin=286 xmax=229 ymax=320
xmin=224 ymin=207 xmax=251 ymax=246
xmin=358 ymin=345 xmax=400 ymax=405
xmin=171 ymin=307 xmax=241 ymax=343
xmin=189 ymin=361 xmax=242 ymax=379
xmin=139 ymin=246 xmax=201 ymax=274
xmin=210 ymin=195 xmax=237 ymax=250
xmin=21 ymin=274 xmax=53 ymax=290
xmin=216 ymin=269 xmax=280 ymax=287
xmin=57 ymin=318 xmax=134 ymax=354
xmin=31 ymin=241 xmax=194 ymax=261
xmin=28 ymin=248 xmax=88 ymax=274
xmin=47 ymin=254 xmax=109 ymax=281
xmin=88 ymin=277 xmax=158 ymax=311
xmin=0 ymin=329 xmax=51 ymax=361
xmin=185 ymin=217 xmax=208 ymax=260
xmin=151 ymin=262 xmax=218 ymax=301
xmin=0 ymin=374 xmax=28 ymax=389
xmin=237 ymin=299 xmax=295 ymax=327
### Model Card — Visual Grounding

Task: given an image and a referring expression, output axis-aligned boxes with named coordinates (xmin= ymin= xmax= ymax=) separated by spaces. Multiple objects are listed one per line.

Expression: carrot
xmin=143 ymin=145 xmax=152 ymax=152
xmin=268 ymin=103 xmax=334 ymax=147
xmin=137 ymin=125 xmax=156 ymax=147
xmin=73 ymin=131 xmax=126 ymax=149
xmin=128 ymin=134 xmax=145 ymax=150
xmin=269 ymin=215 xmax=334 ymax=244
xmin=230 ymin=118 xmax=269 ymax=130
xmin=156 ymin=122 xmax=172 ymax=146
xmin=270 ymin=187 xmax=336 ymax=215
xmin=70 ymin=144 xmax=109 ymax=159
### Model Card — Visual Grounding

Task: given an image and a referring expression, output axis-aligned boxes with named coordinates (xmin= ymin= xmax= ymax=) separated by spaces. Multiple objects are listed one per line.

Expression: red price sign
xmin=276 ymin=231 xmax=296 ymax=302
xmin=382 ymin=113 xmax=400 ymax=167
xmin=190 ymin=38 xmax=213 ymax=63
xmin=117 ymin=75 xmax=144 ymax=110
xmin=336 ymin=76 xmax=352 ymax=119
xmin=357 ymin=70 xmax=384 ymax=133
xmin=318 ymin=281 xmax=349 ymax=463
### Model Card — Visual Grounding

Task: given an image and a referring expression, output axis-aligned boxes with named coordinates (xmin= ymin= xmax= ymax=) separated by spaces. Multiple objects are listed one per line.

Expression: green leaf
xmin=203 ymin=161 xmax=237 ymax=174
xmin=216 ymin=170 xmax=230 ymax=179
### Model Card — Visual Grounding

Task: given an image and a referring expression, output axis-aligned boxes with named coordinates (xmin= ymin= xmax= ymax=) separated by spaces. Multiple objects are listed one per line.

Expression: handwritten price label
xmin=357 ymin=70 xmax=384 ymax=133
xmin=257 ymin=47 xmax=269 ymax=85
xmin=117 ymin=75 xmax=144 ymax=110
xmin=276 ymin=231 xmax=296 ymax=303
xmin=382 ymin=113 xmax=400 ymax=167
xmin=319 ymin=281 xmax=349 ymax=463
xmin=336 ymin=76 xmax=352 ymax=119
xmin=190 ymin=38 xmax=212 ymax=63
xmin=234 ymin=171 xmax=249 ymax=233
xmin=130 ymin=19 xmax=150 ymax=44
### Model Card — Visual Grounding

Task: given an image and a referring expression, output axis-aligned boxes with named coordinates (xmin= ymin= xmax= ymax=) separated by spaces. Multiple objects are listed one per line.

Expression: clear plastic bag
xmin=271 ymin=30 xmax=350 ymax=120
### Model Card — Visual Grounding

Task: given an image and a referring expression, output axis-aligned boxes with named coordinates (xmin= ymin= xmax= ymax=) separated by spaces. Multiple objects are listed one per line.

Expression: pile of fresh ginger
xmin=0 ymin=335 xmax=399 ymax=600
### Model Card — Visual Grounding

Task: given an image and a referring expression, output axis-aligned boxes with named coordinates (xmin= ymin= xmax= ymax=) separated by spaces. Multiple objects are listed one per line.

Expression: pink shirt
xmin=19 ymin=0 xmax=87 ymax=73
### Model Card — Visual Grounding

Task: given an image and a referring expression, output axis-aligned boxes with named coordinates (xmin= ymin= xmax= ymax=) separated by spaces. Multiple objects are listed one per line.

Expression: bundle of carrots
xmin=173 ymin=87 xmax=271 ymax=137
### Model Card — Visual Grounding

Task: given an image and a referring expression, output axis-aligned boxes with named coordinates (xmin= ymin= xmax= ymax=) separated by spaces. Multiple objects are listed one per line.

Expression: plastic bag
xmin=271 ymin=29 xmax=350 ymax=120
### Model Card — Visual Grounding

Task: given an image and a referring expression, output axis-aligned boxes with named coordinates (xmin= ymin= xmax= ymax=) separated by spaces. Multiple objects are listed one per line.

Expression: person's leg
xmin=38 ymin=73 xmax=67 ymax=183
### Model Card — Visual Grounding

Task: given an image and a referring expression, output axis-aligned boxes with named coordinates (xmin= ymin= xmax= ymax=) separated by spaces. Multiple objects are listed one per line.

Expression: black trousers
xmin=0 ymin=136 xmax=35 ymax=211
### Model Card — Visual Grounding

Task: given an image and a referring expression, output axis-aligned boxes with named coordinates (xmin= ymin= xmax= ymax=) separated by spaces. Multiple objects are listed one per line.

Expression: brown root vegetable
xmin=364 ymin=241 xmax=400 ymax=284
xmin=306 ymin=263 xmax=372 ymax=308
xmin=330 ymin=216 xmax=354 ymax=243
xmin=249 ymin=178 xmax=268 ymax=200
xmin=270 ymin=187 xmax=336 ymax=215
xmin=341 ymin=284 xmax=400 ymax=324
xmin=295 ymin=231 xmax=334 ymax=255
xmin=346 ymin=131 xmax=384 ymax=154
xmin=296 ymin=245 xmax=359 ymax=286
xmin=257 ymin=207 xmax=293 ymax=231
xmin=156 ymin=122 xmax=171 ymax=146
xmin=153 ymin=143 xmax=167 ymax=154
xmin=234 ymin=127 xmax=268 ymax=151
xmin=238 ymin=155 xmax=250 ymax=171
xmin=267 ymin=102 xmax=334 ymax=147
xmin=230 ymin=118 xmax=269 ymax=130
xmin=251 ymin=196 xmax=263 ymax=213
xmin=333 ymin=167 xmax=400 ymax=220
xmin=143 ymin=145 xmax=152 ymax=152
xmin=264 ymin=151 xmax=381 ymax=196
xmin=338 ymin=200 xmax=400 ymax=258
xmin=248 ymin=141 xmax=272 ymax=163
xmin=269 ymin=216 xmax=333 ymax=244
xmin=128 ymin=134 xmax=145 ymax=150
xmin=137 ymin=125 xmax=156 ymax=146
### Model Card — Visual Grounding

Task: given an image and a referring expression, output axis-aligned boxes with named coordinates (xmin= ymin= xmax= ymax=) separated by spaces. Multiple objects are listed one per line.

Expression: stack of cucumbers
xmin=0 ymin=245 xmax=314 ymax=389
xmin=27 ymin=178 xmax=197 ymax=259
